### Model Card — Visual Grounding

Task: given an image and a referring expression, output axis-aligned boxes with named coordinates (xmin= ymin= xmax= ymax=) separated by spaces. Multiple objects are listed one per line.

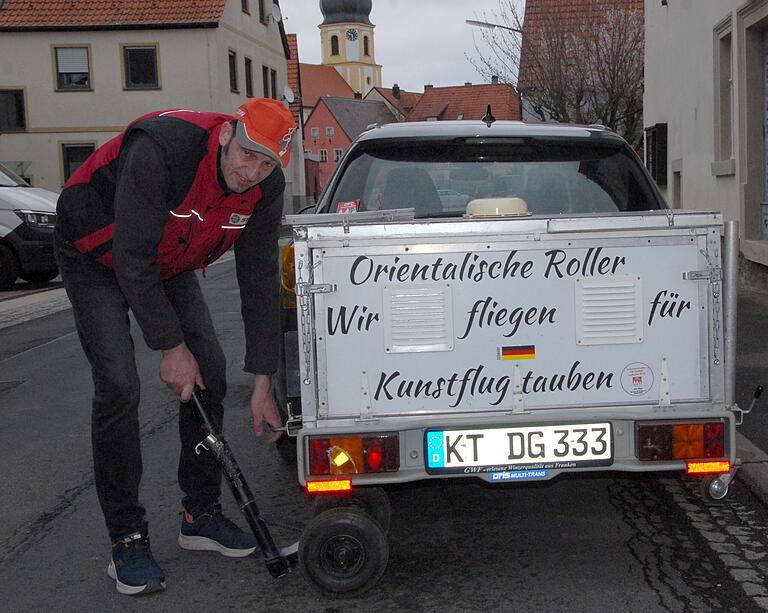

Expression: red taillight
xmin=307 ymin=433 xmax=399 ymax=476
xmin=637 ymin=421 xmax=725 ymax=461
xmin=637 ymin=424 xmax=673 ymax=460
xmin=365 ymin=438 xmax=383 ymax=472
xmin=704 ymin=422 xmax=725 ymax=457
xmin=364 ymin=436 xmax=399 ymax=473
xmin=309 ymin=438 xmax=330 ymax=475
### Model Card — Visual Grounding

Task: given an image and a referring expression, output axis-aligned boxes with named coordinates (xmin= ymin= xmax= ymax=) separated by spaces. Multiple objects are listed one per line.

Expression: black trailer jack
xmin=190 ymin=389 xmax=298 ymax=578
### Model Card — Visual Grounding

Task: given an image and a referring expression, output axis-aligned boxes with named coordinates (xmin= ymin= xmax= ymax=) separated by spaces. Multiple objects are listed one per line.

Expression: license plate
xmin=425 ymin=423 xmax=612 ymax=474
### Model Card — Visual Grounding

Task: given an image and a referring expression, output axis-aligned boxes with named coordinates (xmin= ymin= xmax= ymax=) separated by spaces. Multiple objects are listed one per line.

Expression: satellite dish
xmin=283 ymin=86 xmax=295 ymax=104
xmin=272 ymin=4 xmax=283 ymax=23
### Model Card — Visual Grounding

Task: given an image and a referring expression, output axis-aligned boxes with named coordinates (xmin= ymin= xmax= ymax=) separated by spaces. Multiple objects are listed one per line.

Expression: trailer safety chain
xmin=699 ymin=245 xmax=722 ymax=366
xmin=710 ymin=261 xmax=722 ymax=368
xmin=297 ymin=258 xmax=314 ymax=388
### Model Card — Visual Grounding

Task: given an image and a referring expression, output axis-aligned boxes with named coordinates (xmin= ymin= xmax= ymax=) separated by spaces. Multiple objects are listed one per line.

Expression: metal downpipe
xmin=724 ymin=220 xmax=739 ymax=408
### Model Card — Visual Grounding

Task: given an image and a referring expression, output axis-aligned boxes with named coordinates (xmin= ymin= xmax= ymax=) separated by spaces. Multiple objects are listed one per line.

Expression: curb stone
xmin=737 ymin=432 xmax=768 ymax=504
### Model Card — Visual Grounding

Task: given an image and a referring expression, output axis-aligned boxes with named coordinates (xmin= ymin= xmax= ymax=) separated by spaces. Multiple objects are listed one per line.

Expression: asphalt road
xmin=3 ymin=261 xmax=768 ymax=611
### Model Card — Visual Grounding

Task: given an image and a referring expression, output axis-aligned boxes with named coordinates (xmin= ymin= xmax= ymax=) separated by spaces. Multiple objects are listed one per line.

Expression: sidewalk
xmin=737 ymin=432 xmax=768 ymax=502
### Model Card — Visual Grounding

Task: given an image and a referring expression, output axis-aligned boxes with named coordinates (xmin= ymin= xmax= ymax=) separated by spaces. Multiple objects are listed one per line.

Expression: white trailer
xmin=287 ymin=210 xmax=739 ymax=495
xmin=277 ymin=120 xmax=743 ymax=596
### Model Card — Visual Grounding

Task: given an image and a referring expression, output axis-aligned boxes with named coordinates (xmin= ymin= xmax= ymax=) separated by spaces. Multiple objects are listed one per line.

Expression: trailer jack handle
xmin=190 ymin=390 xmax=299 ymax=578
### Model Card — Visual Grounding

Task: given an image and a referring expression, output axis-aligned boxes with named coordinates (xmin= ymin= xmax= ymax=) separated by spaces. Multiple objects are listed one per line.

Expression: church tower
xmin=319 ymin=0 xmax=382 ymax=95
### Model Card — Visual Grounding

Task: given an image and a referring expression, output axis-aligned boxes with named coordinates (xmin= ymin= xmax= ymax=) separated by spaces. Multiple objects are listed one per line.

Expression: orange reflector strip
xmin=306 ymin=479 xmax=353 ymax=493
xmin=686 ymin=460 xmax=731 ymax=475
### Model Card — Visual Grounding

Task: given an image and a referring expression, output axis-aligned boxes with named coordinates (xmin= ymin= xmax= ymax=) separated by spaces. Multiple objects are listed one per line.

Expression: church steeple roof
xmin=319 ymin=0 xmax=372 ymax=26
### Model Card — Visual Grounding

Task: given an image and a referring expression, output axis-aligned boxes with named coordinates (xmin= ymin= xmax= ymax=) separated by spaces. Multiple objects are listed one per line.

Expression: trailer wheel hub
xmin=321 ymin=534 xmax=365 ymax=575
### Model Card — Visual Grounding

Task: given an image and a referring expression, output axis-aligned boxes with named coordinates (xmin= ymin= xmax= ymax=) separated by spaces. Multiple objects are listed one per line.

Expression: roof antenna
xmin=482 ymin=104 xmax=496 ymax=127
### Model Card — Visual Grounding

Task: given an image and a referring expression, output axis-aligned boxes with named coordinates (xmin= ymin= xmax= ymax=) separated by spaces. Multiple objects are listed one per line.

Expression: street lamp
xmin=465 ymin=19 xmax=522 ymax=34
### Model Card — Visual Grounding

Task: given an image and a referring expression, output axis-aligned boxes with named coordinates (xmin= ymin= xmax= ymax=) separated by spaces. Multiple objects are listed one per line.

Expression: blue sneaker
xmin=107 ymin=532 xmax=166 ymax=595
xmin=178 ymin=506 xmax=257 ymax=557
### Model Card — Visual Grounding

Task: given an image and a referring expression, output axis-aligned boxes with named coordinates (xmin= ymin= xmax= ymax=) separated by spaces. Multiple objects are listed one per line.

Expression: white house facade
xmin=644 ymin=0 xmax=768 ymax=281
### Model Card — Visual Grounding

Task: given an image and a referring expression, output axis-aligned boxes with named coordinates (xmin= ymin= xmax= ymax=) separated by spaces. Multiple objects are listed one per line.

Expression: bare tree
xmin=469 ymin=0 xmax=644 ymax=147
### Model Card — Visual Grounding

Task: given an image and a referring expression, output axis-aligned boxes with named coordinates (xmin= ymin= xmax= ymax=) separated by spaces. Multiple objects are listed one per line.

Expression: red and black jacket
xmin=56 ymin=110 xmax=285 ymax=373
xmin=59 ymin=109 xmax=268 ymax=279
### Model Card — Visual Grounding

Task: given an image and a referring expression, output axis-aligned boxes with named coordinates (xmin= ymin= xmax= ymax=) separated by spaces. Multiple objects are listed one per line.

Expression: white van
xmin=0 ymin=162 xmax=59 ymax=290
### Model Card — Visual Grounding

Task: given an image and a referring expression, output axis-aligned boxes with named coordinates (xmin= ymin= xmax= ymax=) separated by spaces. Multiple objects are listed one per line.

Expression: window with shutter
xmin=55 ymin=46 xmax=90 ymax=90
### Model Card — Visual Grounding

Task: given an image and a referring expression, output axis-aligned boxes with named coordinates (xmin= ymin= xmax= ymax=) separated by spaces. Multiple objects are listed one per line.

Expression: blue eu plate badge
xmin=426 ymin=431 xmax=444 ymax=468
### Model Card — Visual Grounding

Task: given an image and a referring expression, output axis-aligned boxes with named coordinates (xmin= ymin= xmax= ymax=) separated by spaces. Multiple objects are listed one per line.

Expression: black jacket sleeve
xmin=111 ymin=132 xmax=184 ymax=351
xmin=235 ymin=168 xmax=285 ymax=375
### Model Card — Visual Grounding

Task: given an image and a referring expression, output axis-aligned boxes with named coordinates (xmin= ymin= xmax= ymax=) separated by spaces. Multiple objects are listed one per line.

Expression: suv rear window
xmin=324 ymin=138 xmax=663 ymax=217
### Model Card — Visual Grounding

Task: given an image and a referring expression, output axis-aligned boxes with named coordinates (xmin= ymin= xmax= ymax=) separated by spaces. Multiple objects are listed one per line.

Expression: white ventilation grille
xmin=383 ymin=284 xmax=454 ymax=353
xmin=575 ymin=276 xmax=643 ymax=345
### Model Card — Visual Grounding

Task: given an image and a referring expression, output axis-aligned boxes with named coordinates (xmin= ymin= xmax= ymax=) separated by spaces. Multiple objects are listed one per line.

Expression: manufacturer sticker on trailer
xmin=425 ymin=423 xmax=613 ymax=474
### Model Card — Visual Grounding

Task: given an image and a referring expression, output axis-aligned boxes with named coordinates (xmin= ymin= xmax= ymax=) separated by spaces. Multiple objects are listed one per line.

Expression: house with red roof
xmin=298 ymin=63 xmax=356 ymax=123
xmin=0 ymin=0 xmax=302 ymax=204
xmin=406 ymin=80 xmax=521 ymax=122
xmin=364 ymin=84 xmax=421 ymax=122
xmin=304 ymin=96 xmax=395 ymax=193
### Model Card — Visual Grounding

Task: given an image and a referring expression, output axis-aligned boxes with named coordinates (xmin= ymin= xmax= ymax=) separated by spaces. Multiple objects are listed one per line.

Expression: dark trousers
xmin=56 ymin=236 xmax=226 ymax=540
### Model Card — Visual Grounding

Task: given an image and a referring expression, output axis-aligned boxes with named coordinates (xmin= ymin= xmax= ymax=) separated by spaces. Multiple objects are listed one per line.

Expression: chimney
xmin=465 ymin=82 xmax=472 ymax=86
xmin=491 ymin=75 xmax=499 ymax=84
xmin=392 ymin=83 xmax=401 ymax=99
xmin=424 ymin=84 xmax=433 ymax=91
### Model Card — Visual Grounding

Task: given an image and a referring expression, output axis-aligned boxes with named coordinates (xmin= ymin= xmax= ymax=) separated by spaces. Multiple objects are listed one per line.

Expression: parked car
xmin=0 ymin=162 xmax=59 ymax=289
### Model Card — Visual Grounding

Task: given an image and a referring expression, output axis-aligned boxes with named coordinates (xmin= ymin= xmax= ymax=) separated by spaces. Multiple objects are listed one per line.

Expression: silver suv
xmin=316 ymin=120 xmax=666 ymax=217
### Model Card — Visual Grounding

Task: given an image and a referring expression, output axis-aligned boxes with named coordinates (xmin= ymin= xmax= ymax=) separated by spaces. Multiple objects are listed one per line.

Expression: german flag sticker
xmin=498 ymin=345 xmax=536 ymax=361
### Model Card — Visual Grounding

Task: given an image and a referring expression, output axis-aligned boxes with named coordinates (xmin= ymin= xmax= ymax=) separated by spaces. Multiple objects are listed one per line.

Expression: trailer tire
xmin=0 ymin=243 xmax=20 ymax=290
xmin=299 ymin=507 xmax=388 ymax=597
xmin=312 ymin=487 xmax=391 ymax=532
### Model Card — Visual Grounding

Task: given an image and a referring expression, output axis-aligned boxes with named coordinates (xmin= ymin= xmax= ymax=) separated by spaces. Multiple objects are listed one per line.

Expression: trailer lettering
xmin=458 ymin=296 xmax=557 ymax=339
xmin=521 ymin=360 xmax=614 ymax=393
xmin=348 ymin=251 xmax=535 ymax=286
xmin=373 ymin=365 xmax=510 ymax=407
xmin=648 ymin=289 xmax=691 ymax=326
xmin=326 ymin=304 xmax=379 ymax=335
xmin=373 ymin=362 xmax=612 ymax=406
xmin=543 ymin=248 xmax=625 ymax=279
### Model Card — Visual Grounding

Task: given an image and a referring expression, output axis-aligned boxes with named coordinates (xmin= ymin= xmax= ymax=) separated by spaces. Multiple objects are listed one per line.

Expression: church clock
xmin=345 ymin=28 xmax=358 ymax=41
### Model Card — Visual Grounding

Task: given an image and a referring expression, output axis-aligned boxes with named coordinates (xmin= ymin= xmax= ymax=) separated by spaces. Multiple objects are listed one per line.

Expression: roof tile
xmin=317 ymin=97 xmax=397 ymax=140
xmin=285 ymin=33 xmax=302 ymax=125
xmin=519 ymin=0 xmax=643 ymax=88
xmin=299 ymin=63 xmax=355 ymax=109
xmin=0 ymin=0 xmax=227 ymax=28
xmin=406 ymin=83 xmax=520 ymax=122
xmin=370 ymin=86 xmax=422 ymax=115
